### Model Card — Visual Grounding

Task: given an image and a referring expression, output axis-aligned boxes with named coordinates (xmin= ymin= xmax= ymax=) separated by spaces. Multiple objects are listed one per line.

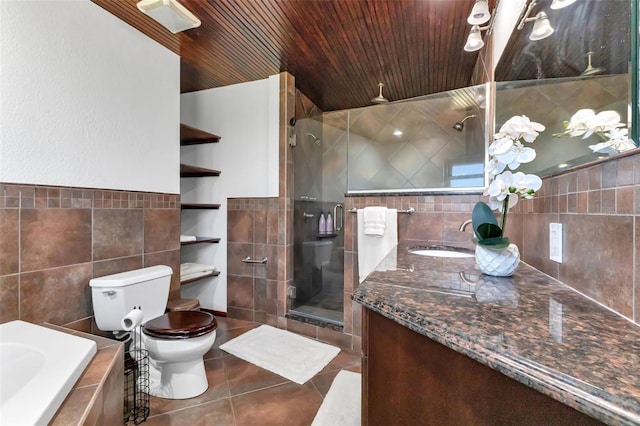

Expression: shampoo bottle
xmin=319 ymin=213 xmax=326 ymax=234
xmin=326 ymin=213 xmax=333 ymax=234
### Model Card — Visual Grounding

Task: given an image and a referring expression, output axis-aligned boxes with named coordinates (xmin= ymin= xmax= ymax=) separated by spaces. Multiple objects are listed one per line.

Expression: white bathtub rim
xmin=0 ymin=320 xmax=98 ymax=425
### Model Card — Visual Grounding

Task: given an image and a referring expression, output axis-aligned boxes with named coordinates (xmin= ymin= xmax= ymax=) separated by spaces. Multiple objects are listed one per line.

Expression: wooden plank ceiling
xmin=93 ymin=0 xmax=494 ymax=112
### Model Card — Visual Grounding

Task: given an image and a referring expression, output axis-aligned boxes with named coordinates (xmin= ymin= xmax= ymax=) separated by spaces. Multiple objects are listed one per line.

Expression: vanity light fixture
xmin=137 ymin=0 xmax=201 ymax=34
xmin=550 ymin=0 xmax=578 ymax=9
xmin=464 ymin=24 xmax=490 ymax=52
xmin=517 ymin=1 xmax=554 ymax=41
xmin=467 ymin=0 xmax=491 ymax=25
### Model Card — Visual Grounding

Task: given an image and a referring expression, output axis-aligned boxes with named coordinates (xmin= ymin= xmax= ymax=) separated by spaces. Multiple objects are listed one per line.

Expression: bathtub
xmin=0 ymin=320 xmax=97 ymax=425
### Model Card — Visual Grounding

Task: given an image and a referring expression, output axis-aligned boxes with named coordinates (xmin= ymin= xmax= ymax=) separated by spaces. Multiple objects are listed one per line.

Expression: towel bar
xmin=348 ymin=207 xmax=415 ymax=215
xmin=242 ymin=256 xmax=268 ymax=264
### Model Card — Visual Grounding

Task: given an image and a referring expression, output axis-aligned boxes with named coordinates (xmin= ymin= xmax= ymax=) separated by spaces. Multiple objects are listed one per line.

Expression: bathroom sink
xmin=409 ymin=246 xmax=474 ymax=258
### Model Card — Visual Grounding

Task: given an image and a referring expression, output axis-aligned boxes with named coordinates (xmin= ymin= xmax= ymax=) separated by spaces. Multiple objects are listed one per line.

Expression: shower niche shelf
xmin=181 ymin=237 xmax=221 ymax=246
xmin=180 ymin=164 xmax=221 ymax=177
xmin=180 ymin=124 xmax=220 ymax=145
xmin=180 ymin=270 xmax=220 ymax=286
xmin=179 ymin=123 xmax=222 ymax=298
xmin=317 ymin=233 xmax=337 ymax=239
xmin=181 ymin=203 xmax=221 ymax=210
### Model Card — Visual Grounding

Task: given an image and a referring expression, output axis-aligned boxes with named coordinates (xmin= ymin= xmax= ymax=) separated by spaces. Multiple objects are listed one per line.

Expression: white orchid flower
xmin=488 ymin=137 xmax=514 ymax=156
xmin=564 ymin=109 xmax=595 ymax=137
xmin=497 ymin=115 xmax=545 ymax=143
xmin=487 ymin=172 xmax=520 ymax=210
xmin=589 ymin=127 xmax=636 ymax=154
xmin=492 ymin=140 xmax=537 ymax=171
xmin=511 ymin=172 xmax=542 ymax=199
xmin=486 ymin=157 xmax=507 ymax=176
xmin=564 ymin=109 xmax=624 ymax=139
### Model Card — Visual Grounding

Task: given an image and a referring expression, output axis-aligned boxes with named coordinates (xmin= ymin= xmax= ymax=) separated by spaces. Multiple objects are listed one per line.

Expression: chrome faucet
xmin=459 ymin=219 xmax=473 ymax=232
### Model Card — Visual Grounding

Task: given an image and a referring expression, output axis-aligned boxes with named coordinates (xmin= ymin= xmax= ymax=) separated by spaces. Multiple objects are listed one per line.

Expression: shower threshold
xmin=289 ymin=305 xmax=344 ymax=327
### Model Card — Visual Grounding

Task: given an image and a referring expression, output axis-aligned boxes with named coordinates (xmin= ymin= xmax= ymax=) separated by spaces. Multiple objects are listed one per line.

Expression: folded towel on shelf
xmin=363 ymin=206 xmax=387 ymax=236
xmin=180 ymin=235 xmax=197 ymax=243
xmin=181 ymin=271 xmax=216 ymax=282
xmin=357 ymin=208 xmax=398 ymax=283
xmin=180 ymin=262 xmax=215 ymax=277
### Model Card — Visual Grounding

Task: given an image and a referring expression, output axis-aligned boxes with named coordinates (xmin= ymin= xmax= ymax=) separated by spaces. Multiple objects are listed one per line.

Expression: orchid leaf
xmin=472 ymin=202 xmax=499 ymax=240
xmin=477 ymin=223 xmax=502 ymax=239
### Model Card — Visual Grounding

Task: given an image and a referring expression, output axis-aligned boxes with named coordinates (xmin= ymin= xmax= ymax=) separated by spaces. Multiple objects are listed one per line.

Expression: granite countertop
xmin=352 ymin=240 xmax=640 ymax=426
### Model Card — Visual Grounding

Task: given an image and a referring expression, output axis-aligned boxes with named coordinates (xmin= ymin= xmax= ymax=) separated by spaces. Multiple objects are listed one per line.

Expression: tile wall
xmin=0 ymin=183 xmax=181 ymax=332
xmin=509 ymin=150 xmax=640 ymax=323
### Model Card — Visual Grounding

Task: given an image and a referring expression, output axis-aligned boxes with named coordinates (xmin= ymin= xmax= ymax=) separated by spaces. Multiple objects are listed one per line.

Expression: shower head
xmin=581 ymin=51 xmax=605 ymax=76
xmin=371 ymin=82 xmax=389 ymax=104
xmin=306 ymin=133 xmax=321 ymax=145
xmin=453 ymin=114 xmax=477 ymax=131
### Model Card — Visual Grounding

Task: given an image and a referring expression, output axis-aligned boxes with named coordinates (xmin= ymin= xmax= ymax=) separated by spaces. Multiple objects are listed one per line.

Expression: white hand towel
xmin=180 ymin=235 xmax=197 ymax=243
xmin=357 ymin=208 xmax=398 ymax=283
xmin=363 ymin=206 xmax=387 ymax=236
xmin=180 ymin=262 xmax=215 ymax=277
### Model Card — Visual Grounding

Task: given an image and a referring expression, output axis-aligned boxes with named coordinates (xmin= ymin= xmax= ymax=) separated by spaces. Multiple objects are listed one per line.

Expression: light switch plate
xmin=549 ymin=223 xmax=563 ymax=263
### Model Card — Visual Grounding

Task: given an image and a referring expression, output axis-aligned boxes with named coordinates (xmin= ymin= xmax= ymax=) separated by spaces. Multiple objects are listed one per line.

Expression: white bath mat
xmin=219 ymin=325 xmax=340 ymax=384
xmin=312 ymin=370 xmax=361 ymax=426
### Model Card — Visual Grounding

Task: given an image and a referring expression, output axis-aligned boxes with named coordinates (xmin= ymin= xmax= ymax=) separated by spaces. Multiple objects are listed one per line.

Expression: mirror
xmin=494 ymin=0 xmax=637 ymax=176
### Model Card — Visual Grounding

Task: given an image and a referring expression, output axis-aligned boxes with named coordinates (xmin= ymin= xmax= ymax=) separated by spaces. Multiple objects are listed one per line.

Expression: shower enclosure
xmin=289 ymin=108 xmax=347 ymax=326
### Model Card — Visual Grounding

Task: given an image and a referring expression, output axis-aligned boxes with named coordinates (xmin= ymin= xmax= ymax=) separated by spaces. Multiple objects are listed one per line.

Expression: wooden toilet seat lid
xmin=142 ymin=311 xmax=217 ymax=339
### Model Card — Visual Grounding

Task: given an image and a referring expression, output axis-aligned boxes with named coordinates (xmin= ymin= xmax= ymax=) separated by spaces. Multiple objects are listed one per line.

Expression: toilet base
xmin=149 ymin=358 xmax=209 ymax=399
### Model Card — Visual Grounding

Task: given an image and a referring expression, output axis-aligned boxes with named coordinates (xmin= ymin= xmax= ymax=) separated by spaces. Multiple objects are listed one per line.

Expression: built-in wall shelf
xmin=180 ymin=270 xmax=220 ymax=286
xmin=181 ymin=237 xmax=221 ymax=246
xmin=180 ymin=124 xmax=220 ymax=145
xmin=180 ymin=164 xmax=221 ymax=177
xmin=181 ymin=203 xmax=221 ymax=210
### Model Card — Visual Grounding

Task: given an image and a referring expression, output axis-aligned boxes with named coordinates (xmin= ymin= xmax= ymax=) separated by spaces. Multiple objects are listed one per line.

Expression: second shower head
xmin=453 ymin=114 xmax=477 ymax=131
xmin=306 ymin=132 xmax=321 ymax=145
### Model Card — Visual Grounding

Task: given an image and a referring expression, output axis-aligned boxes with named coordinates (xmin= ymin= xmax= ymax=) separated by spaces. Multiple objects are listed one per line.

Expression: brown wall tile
xmin=93 ymin=256 xmax=143 ymax=279
xmin=93 ymin=209 xmax=143 ymax=260
xmin=228 ymin=275 xmax=254 ymax=309
xmin=521 ymin=213 xmax=558 ymax=279
xmin=21 ymin=209 xmax=92 ymax=272
xmin=0 ymin=210 xmax=19 ymax=275
xmin=228 ymin=210 xmax=255 ymax=243
xmin=143 ymin=209 xmax=180 ymax=253
xmin=0 ymin=183 xmax=180 ymax=328
xmin=20 ymin=263 xmax=92 ymax=325
xmin=0 ymin=274 xmax=19 ymax=323
xmin=144 ymin=249 xmax=181 ymax=301
xmin=635 ymin=216 xmax=640 ymax=323
xmin=559 ymin=214 xmax=634 ymax=318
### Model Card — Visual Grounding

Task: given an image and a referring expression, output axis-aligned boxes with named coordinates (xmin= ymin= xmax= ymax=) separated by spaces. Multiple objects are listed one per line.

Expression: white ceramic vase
xmin=475 ymin=243 xmax=520 ymax=277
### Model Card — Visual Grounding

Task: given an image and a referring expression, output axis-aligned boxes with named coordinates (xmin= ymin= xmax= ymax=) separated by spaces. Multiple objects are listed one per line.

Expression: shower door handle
xmin=333 ymin=204 xmax=344 ymax=232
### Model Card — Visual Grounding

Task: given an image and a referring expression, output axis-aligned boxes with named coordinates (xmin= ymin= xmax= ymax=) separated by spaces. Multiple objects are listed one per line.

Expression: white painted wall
xmin=492 ymin=0 xmax=528 ymax=71
xmin=180 ymin=76 xmax=280 ymax=311
xmin=0 ymin=0 xmax=180 ymax=194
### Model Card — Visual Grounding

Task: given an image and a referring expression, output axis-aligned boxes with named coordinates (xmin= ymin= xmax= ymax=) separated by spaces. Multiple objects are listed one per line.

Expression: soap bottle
xmin=326 ymin=212 xmax=333 ymax=234
xmin=319 ymin=213 xmax=326 ymax=234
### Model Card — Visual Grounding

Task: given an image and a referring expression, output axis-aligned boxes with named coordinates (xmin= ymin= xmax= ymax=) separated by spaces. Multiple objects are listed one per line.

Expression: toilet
xmin=89 ymin=265 xmax=217 ymax=399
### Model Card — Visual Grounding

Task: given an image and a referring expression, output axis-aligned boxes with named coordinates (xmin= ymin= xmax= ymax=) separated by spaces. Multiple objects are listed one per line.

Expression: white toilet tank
xmin=89 ymin=265 xmax=172 ymax=331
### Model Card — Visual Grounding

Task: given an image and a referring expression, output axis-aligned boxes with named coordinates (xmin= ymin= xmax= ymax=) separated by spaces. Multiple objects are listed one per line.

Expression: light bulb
xmin=464 ymin=26 xmax=484 ymax=52
xmin=467 ymin=0 xmax=490 ymax=25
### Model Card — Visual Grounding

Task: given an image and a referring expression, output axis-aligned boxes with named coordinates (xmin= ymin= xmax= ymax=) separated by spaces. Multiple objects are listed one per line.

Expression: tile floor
xmin=144 ymin=317 xmax=362 ymax=425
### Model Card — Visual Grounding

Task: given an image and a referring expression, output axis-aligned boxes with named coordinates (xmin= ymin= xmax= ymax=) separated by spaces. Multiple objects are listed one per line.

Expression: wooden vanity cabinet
xmin=361 ymin=309 xmax=602 ymax=426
